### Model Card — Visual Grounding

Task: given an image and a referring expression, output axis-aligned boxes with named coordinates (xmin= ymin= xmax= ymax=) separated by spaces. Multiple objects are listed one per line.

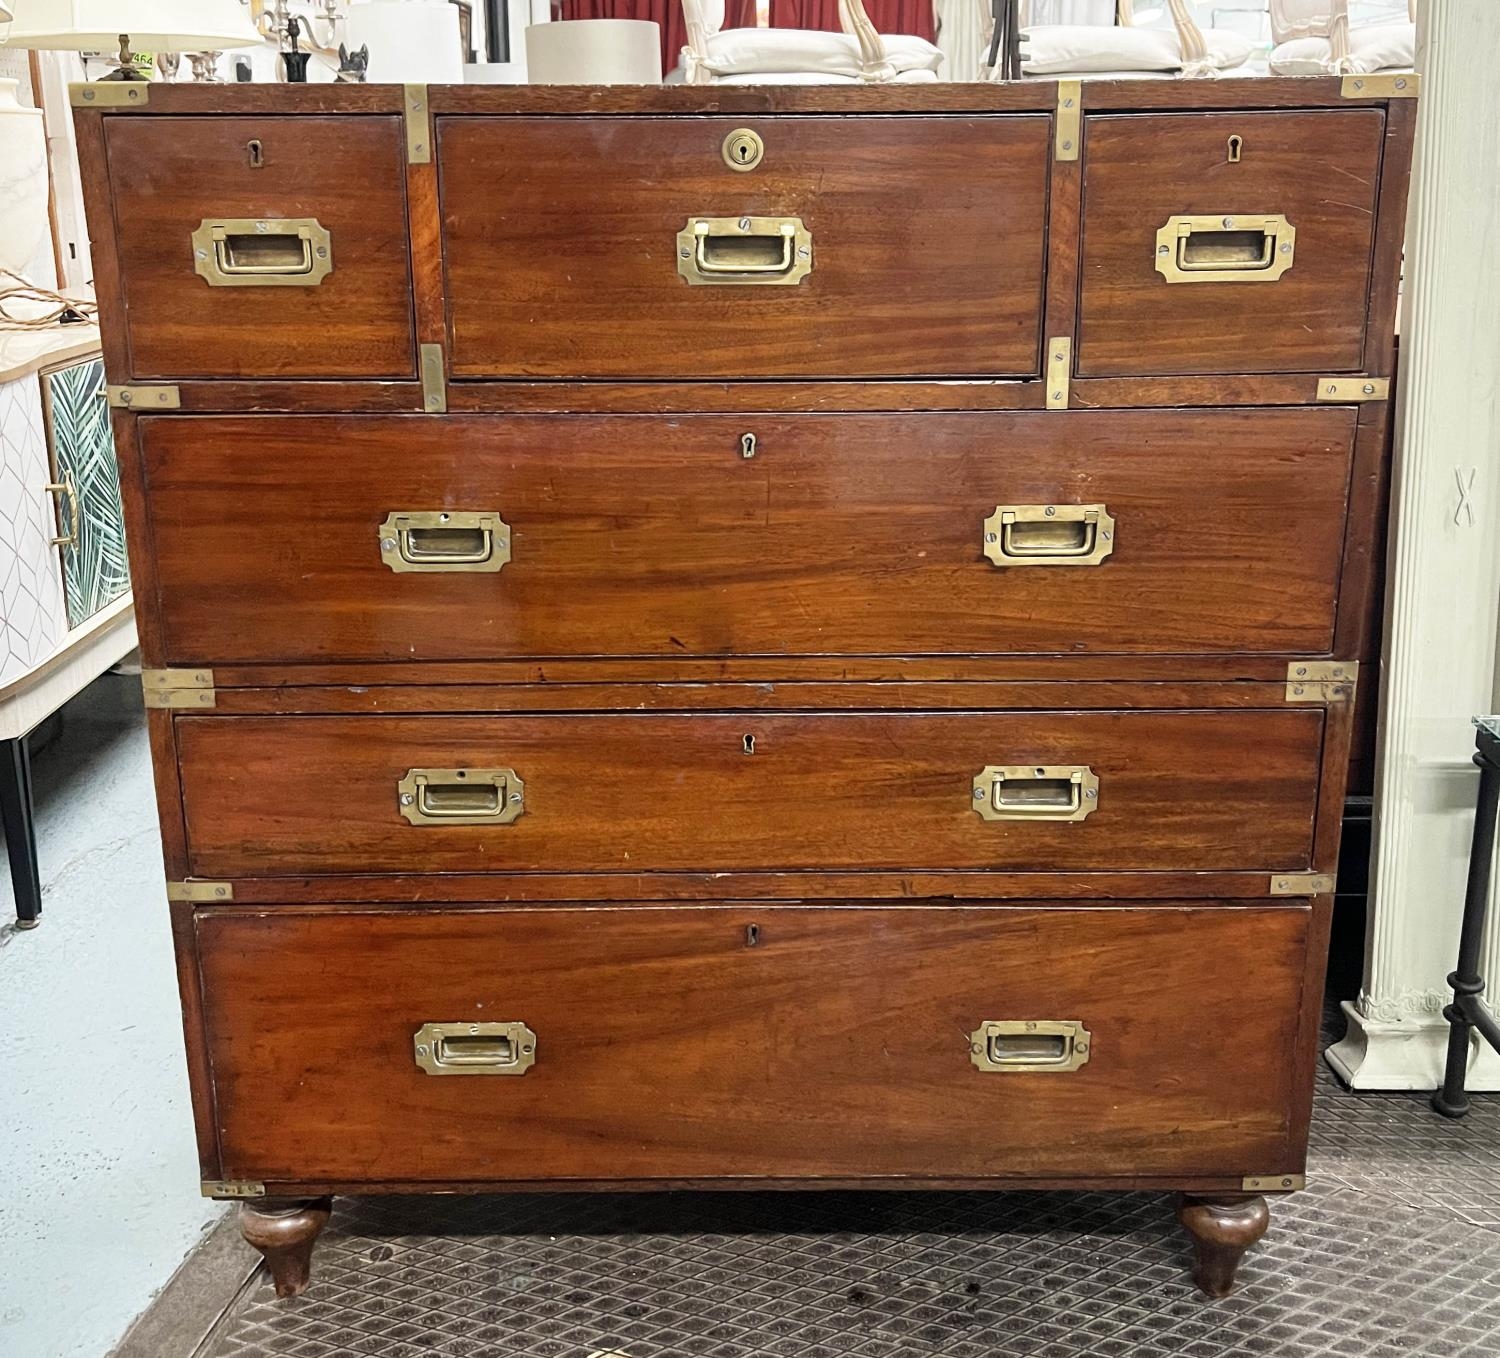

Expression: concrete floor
xmin=0 ymin=677 xmax=223 ymax=1358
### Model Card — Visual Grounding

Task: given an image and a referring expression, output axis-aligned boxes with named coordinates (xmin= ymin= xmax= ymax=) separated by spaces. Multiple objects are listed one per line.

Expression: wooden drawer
xmin=1077 ymin=111 xmax=1385 ymax=377
xmin=196 ymin=903 xmax=1315 ymax=1186
xmin=102 ymin=116 xmax=415 ymax=380
xmin=138 ymin=408 xmax=1356 ymax=664
xmin=175 ymin=709 xmax=1324 ymax=879
xmin=438 ymin=116 xmax=1049 ymax=379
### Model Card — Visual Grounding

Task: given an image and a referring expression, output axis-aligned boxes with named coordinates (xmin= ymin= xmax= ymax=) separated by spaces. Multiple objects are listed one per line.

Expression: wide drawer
xmin=175 ymin=709 xmax=1324 ymax=878
xmin=438 ymin=116 xmax=1049 ymax=379
xmin=196 ymin=903 xmax=1315 ymax=1185
xmin=138 ymin=409 xmax=1356 ymax=664
xmin=1077 ymin=110 xmax=1385 ymax=377
xmin=102 ymin=116 xmax=416 ymax=380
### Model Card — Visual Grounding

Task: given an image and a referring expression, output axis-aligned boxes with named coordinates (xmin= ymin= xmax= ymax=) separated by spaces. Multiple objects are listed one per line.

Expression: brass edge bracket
xmin=167 ymin=881 xmax=234 ymax=903
xmin=1046 ymin=337 xmax=1071 ymax=411
xmin=1286 ymin=660 xmax=1358 ymax=704
xmin=202 ymin=1180 xmax=265 ymax=1199
xmin=142 ymin=668 xmax=216 ymax=710
xmin=70 ymin=82 xmax=150 ymax=109
xmin=108 ymin=384 xmax=181 ymax=411
xmin=404 ymin=84 xmax=432 ymax=164
xmin=1317 ymin=377 xmax=1390 ymax=403
xmin=1243 ymin=1174 xmax=1306 ymax=1192
xmin=420 ymin=344 xmax=447 ymax=413
xmin=1341 ymin=73 xmax=1419 ymax=99
xmin=1055 ymin=80 xmax=1081 ymax=161
xmin=1269 ymin=874 xmax=1337 ymax=897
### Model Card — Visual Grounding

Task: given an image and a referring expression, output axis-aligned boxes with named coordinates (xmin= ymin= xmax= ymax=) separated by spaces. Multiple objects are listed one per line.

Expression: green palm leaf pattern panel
xmin=45 ymin=358 xmax=130 ymax=629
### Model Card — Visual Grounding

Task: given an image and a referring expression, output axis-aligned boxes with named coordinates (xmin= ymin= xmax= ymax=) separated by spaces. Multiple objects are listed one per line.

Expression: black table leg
xmin=1433 ymin=727 xmax=1500 ymax=1117
xmin=2 ymin=735 xmax=42 ymax=930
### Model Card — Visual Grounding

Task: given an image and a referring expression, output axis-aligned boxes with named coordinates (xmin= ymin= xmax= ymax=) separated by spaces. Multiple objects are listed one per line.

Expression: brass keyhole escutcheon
xmin=722 ymin=128 xmax=765 ymax=173
xmin=1227 ymin=134 xmax=1244 ymax=163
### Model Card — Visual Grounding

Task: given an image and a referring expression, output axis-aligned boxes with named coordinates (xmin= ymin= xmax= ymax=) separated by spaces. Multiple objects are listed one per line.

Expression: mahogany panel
xmin=102 ymin=116 xmax=415 ymax=380
xmin=139 ymin=409 xmax=1356 ymax=665
xmin=1077 ymin=110 xmax=1385 ymax=377
xmin=197 ymin=903 xmax=1310 ymax=1183
xmin=438 ymin=116 xmax=1049 ymax=379
xmin=175 ymin=709 xmax=1324 ymax=878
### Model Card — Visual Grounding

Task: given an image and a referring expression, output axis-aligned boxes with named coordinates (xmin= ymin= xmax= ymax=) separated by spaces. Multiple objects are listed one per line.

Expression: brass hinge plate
xmin=1286 ymin=660 xmax=1358 ymax=703
xmin=420 ymin=343 xmax=447 ymax=413
xmin=1342 ymin=73 xmax=1419 ymax=99
xmin=70 ymin=82 xmax=151 ymax=109
xmin=404 ymin=84 xmax=432 ymax=164
xmin=167 ymin=881 xmax=234 ymax=903
xmin=1046 ymin=337 xmax=1071 ymax=411
xmin=107 ymin=384 xmax=181 ymax=411
xmin=1243 ymin=1173 xmax=1307 ymax=1192
xmin=142 ymin=668 xmax=216 ymax=709
xmin=1055 ymin=80 xmax=1081 ymax=161
xmin=1269 ymin=874 xmax=1337 ymax=897
xmin=202 ymin=1180 xmax=265 ymax=1199
xmin=1317 ymin=377 xmax=1390 ymax=403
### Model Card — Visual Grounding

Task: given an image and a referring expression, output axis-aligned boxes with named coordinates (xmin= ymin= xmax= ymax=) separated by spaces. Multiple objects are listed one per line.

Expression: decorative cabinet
xmin=73 ymin=77 xmax=1415 ymax=1299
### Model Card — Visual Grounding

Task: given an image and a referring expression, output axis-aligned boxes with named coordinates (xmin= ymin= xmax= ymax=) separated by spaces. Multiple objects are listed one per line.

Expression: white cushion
xmin=1020 ymin=24 xmax=1253 ymax=74
xmin=1268 ymin=23 xmax=1416 ymax=77
xmin=696 ymin=28 xmax=942 ymax=78
xmin=707 ymin=68 xmax=941 ymax=84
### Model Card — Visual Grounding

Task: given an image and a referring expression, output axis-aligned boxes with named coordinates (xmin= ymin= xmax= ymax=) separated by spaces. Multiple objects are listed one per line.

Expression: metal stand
xmin=1 ymin=735 xmax=42 ymax=929
xmin=1433 ymin=720 xmax=1500 ymax=1117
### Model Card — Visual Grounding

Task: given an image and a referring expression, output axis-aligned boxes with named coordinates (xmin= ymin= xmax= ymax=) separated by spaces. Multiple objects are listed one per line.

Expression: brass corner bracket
xmin=1269 ymin=874 xmax=1336 ymax=897
xmin=1046 ymin=337 xmax=1071 ymax=410
xmin=167 ymin=881 xmax=234 ymax=903
xmin=1243 ymin=1173 xmax=1306 ymax=1192
xmin=108 ymin=385 xmax=181 ymax=411
xmin=1316 ymin=377 xmax=1390 ymax=403
xmin=420 ymin=344 xmax=447 ymax=413
xmin=404 ymin=84 xmax=432 ymax=164
xmin=142 ymin=668 xmax=216 ymax=710
xmin=70 ymin=82 xmax=150 ymax=109
xmin=1341 ymin=73 xmax=1418 ymax=100
xmin=202 ymin=1180 xmax=265 ymax=1199
xmin=1286 ymin=661 xmax=1357 ymax=704
xmin=1055 ymin=80 xmax=1081 ymax=161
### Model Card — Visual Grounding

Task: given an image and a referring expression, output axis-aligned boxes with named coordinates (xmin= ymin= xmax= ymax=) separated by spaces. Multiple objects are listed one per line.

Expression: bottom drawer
xmin=195 ymin=904 xmax=1319 ymax=1187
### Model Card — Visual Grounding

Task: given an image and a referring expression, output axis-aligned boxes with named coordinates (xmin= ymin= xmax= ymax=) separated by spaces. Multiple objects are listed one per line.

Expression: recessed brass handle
xmin=398 ymin=768 xmax=525 ymax=826
xmin=970 ymin=1020 xmax=1091 ymax=1073
xmin=191 ymin=217 xmax=333 ymax=287
xmin=677 ymin=217 xmax=812 ymax=287
xmin=1154 ymin=214 xmax=1295 ymax=284
xmin=973 ymin=765 xmax=1099 ymax=822
xmin=983 ymin=504 xmax=1114 ymax=568
xmin=45 ymin=471 xmax=80 ymax=549
xmin=379 ymin=511 xmax=511 ymax=574
xmin=414 ymin=1021 xmax=536 ymax=1076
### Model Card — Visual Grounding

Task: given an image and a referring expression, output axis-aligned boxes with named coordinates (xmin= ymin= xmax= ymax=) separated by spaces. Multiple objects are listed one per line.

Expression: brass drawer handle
xmin=1154 ymin=214 xmax=1296 ymax=284
xmin=973 ymin=765 xmax=1099 ymax=822
xmin=379 ymin=511 xmax=511 ymax=574
xmin=398 ymin=768 xmax=525 ymax=825
xmin=414 ymin=1021 xmax=536 ymax=1076
xmin=983 ymin=504 xmax=1114 ymax=568
xmin=677 ymin=217 xmax=812 ymax=287
xmin=970 ymin=1020 xmax=1091 ymax=1073
xmin=191 ymin=217 xmax=333 ymax=287
xmin=45 ymin=470 xmax=80 ymax=548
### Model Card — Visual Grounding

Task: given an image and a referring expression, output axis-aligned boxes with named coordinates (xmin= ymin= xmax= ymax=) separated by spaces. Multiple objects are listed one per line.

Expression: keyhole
xmin=746 ymin=923 xmax=761 ymax=947
xmin=248 ymin=139 xmax=264 ymax=169
xmin=1227 ymin=135 xmax=1243 ymax=163
xmin=742 ymin=734 xmax=756 ymax=755
xmin=740 ymin=432 xmax=757 ymax=459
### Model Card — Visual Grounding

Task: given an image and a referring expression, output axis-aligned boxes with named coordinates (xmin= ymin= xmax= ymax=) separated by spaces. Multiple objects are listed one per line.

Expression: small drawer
xmin=176 ymin=708 xmax=1325 ymax=879
xmin=196 ymin=903 xmax=1314 ymax=1185
xmin=1077 ymin=110 xmax=1386 ymax=377
xmin=103 ymin=116 xmax=416 ymax=380
xmin=138 ymin=407 xmax=1357 ymax=664
xmin=438 ymin=115 xmax=1050 ymax=379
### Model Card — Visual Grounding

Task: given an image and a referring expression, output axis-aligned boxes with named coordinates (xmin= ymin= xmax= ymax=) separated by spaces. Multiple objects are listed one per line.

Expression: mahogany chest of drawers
xmin=74 ymin=75 xmax=1416 ymax=1301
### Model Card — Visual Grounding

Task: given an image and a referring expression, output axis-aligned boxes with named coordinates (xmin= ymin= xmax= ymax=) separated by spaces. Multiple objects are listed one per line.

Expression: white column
xmin=1327 ymin=0 xmax=1500 ymax=1090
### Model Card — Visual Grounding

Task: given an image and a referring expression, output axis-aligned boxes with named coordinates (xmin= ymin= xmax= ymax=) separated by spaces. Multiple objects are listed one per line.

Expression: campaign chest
xmin=74 ymin=75 xmax=1416 ymax=1300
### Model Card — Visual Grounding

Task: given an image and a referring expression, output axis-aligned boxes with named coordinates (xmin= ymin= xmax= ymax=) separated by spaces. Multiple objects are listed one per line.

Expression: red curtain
xmin=768 ymin=0 xmax=935 ymax=40
xmin=556 ymin=0 xmax=758 ymax=74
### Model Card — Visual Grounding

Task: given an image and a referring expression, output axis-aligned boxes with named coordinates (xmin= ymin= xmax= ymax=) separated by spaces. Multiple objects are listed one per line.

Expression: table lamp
xmin=0 ymin=1 xmax=262 ymax=80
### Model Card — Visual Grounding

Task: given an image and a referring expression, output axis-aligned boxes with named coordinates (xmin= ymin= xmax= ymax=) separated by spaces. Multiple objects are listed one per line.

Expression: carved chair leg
xmin=1175 ymin=1193 xmax=1270 ymax=1298
xmin=239 ymin=1197 xmax=333 ymax=1298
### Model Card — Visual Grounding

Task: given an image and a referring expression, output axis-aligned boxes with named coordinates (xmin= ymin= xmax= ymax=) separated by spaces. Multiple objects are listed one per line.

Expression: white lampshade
xmin=0 ymin=0 xmax=261 ymax=50
xmin=526 ymin=19 xmax=662 ymax=85
xmin=346 ymin=1 xmax=463 ymax=84
xmin=0 ymin=5 xmax=13 ymax=26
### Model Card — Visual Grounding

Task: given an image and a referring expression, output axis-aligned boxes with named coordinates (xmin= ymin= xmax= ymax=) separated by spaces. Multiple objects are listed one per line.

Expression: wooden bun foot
xmin=1175 ymin=1193 xmax=1270 ymax=1298
xmin=239 ymin=1197 xmax=333 ymax=1299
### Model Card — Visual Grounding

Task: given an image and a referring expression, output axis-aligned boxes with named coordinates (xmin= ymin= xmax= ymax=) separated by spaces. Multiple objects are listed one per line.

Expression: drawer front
xmin=198 ymin=904 xmax=1312 ymax=1184
xmin=177 ymin=710 xmax=1324 ymax=878
xmin=1077 ymin=111 xmax=1385 ymax=377
xmin=438 ymin=116 xmax=1049 ymax=379
xmin=140 ymin=409 xmax=1355 ymax=664
xmin=103 ymin=116 xmax=416 ymax=380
